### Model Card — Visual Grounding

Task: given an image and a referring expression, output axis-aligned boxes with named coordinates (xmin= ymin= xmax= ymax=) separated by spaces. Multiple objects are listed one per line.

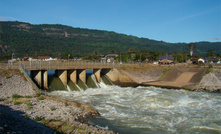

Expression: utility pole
xmin=68 ymin=54 xmax=70 ymax=61
xmin=120 ymin=52 xmax=122 ymax=65
xmin=68 ymin=54 xmax=70 ymax=68
xmin=12 ymin=53 xmax=14 ymax=60
xmin=11 ymin=53 xmax=14 ymax=66
xmin=140 ymin=53 xmax=142 ymax=65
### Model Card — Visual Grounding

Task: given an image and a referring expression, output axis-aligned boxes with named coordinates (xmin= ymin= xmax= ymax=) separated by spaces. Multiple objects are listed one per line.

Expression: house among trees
xmin=158 ymin=55 xmax=174 ymax=65
xmin=205 ymin=56 xmax=221 ymax=64
xmin=191 ymin=58 xmax=205 ymax=64
xmin=37 ymin=56 xmax=52 ymax=61
xmin=105 ymin=54 xmax=118 ymax=63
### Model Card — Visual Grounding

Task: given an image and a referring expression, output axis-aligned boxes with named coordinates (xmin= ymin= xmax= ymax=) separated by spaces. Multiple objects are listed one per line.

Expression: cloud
xmin=170 ymin=6 xmax=220 ymax=24
xmin=0 ymin=16 xmax=18 ymax=21
xmin=176 ymin=12 xmax=207 ymax=22
xmin=213 ymin=37 xmax=221 ymax=40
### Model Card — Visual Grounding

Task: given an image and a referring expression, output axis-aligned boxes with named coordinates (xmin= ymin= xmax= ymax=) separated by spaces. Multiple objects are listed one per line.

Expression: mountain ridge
xmin=0 ymin=21 xmax=220 ymax=57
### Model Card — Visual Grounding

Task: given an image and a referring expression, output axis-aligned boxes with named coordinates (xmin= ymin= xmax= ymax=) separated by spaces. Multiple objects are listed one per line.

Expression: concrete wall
xmin=31 ymin=70 xmax=42 ymax=88
xmin=31 ymin=70 xmax=48 ymax=89
xmin=68 ymin=69 xmax=77 ymax=84
xmin=77 ymin=69 xmax=86 ymax=84
xmin=105 ymin=68 xmax=138 ymax=87
xmin=162 ymin=68 xmax=207 ymax=83
xmin=93 ymin=69 xmax=101 ymax=83
xmin=42 ymin=70 xmax=48 ymax=89
xmin=55 ymin=70 xmax=67 ymax=87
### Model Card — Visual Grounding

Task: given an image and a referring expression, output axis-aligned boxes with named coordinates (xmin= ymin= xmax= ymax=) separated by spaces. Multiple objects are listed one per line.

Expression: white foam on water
xmin=192 ymin=124 xmax=221 ymax=131
xmin=67 ymin=85 xmax=71 ymax=92
xmin=48 ymin=85 xmax=221 ymax=133
xmin=99 ymin=81 xmax=107 ymax=88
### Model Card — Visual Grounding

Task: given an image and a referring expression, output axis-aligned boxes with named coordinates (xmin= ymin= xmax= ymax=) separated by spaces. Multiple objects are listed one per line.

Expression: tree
xmin=187 ymin=43 xmax=196 ymax=57
xmin=128 ymin=47 xmax=136 ymax=52
xmin=174 ymin=53 xmax=184 ymax=63
xmin=207 ymin=49 xmax=214 ymax=57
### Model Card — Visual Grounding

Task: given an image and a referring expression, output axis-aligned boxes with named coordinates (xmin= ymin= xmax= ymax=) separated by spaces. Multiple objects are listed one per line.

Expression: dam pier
xmin=29 ymin=68 xmax=112 ymax=91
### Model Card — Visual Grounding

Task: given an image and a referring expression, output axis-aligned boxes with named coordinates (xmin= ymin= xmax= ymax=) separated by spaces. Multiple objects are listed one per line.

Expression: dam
xmin=27 ymin=68 xmax=113 ymax=91
xmin=19 ymin=61 xmax=221 ymax=133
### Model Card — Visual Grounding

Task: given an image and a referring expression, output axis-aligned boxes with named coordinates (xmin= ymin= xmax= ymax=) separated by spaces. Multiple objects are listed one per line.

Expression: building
xmin=158 ymin=55 xmax=174 ymax=61
xmin=191 ymin=58 xmax=205 ymax=64
xmin=105 ymin=54 xmax=118 ymax=63
xmin=158 ymin=55 xmax=174 ymax=65
xmin=205 ymin=56 xmax=221 ymax=64
xmin=158 ymin=59 xmax=174 ymax=65
xmin=37 ymin=56 xmax=52 ymax=61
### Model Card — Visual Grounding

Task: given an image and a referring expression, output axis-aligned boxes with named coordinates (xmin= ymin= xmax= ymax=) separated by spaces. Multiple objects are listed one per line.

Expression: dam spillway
xmin=20 ymin=62 xmax=221 ymax=133
xmin=29 ymin=68 xmax=113 ymax=91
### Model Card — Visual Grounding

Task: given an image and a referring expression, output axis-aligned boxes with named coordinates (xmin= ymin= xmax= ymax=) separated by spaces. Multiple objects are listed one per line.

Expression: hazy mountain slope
xmin=0 ymin=21 xmax=220 ymax=57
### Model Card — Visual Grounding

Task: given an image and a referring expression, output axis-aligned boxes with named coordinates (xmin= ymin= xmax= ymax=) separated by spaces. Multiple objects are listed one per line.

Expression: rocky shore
xmin=191 ymin=69 xmax=221 ymax=92
xmin=0 ymin=73 xmax=115 ymax=133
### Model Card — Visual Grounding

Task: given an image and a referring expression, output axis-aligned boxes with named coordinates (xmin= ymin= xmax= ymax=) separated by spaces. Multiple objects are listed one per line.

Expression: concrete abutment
xmin=31 ymin=70 xmax=48 ymax=89
xmin=77 ymin=69 xmax=86 ymax=84
xmin=93 ymin=69 xmax=101 ymax=83
xmin=55 ymin=70 xmax=67 ymax=88
xmin=68 ymin=69 xmax=77 ymax=84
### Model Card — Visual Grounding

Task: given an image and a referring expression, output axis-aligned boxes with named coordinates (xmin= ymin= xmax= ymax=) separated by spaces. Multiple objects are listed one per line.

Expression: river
xmin=48 ymin=83 xmax=221 ymax=134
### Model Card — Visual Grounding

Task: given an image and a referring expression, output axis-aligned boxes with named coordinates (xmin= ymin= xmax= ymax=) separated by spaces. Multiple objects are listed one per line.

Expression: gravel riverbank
xmin=0 ymin=73 xmax=115 ymax=133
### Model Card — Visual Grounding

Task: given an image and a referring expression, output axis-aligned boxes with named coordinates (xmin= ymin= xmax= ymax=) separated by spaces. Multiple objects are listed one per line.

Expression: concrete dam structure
xmin=30 ymin=68 xmax=113 ymax=91
xmin=25 ymin=61 xmax=217 ymax=92
xmin=143 ymin=68 xmax=208 ymax=90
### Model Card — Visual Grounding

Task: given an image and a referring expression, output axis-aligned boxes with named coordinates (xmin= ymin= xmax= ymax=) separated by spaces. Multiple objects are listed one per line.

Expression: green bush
xmin=24 ymin=96 xmax=32 ymax=98
xmin=36 ymin=93 xmax=41 ymax=97
xmin=6 ymin=74 xmax=12 ymax=79
xmin=12 ymin=94 xmax=21 ymax=100
xmin=38 ymin=96 xmax=44 ymax=100
xmin=65 ymin=102 xmax=68 ymax=106
xmin=209 ymin=64 xmax=213 ymax=69
xmin=50 ymin=106 xmax=56 ymax=111
xmin=24 ymin=113 xmax=29 ymax=119
xmin=34 ymin=116 xmax=43 ymax=121
xmin=26 ymin=100 xmax=32 ymax=109
xmin=19 ymin=72 xmax=24 ymax=76
xmin=13 ymin=100 xmax=21 ymax=105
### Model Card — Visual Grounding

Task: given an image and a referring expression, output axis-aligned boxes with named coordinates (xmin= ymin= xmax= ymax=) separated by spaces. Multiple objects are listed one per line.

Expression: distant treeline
xmin=0 ymin=21 xmax=220 ymax=58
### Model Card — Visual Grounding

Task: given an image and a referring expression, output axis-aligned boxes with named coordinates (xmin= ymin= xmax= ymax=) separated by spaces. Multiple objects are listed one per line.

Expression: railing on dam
xmin=8 ymin=59 xmax=221 ymax=70
xmin=19 ymin=60 xmax=120 ymax=70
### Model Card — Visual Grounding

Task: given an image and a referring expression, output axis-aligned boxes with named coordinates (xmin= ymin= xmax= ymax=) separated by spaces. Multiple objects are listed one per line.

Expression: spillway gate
xmin=30 ymin=68 xmax=112 ymax=90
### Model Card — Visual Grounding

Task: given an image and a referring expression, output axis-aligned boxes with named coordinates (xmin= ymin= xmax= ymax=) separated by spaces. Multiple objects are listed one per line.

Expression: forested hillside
xmin=0 ymin=21 xmax=220 ymax=57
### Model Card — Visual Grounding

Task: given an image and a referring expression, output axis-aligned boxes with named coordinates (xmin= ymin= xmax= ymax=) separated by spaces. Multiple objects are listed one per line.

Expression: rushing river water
xmin=49 ymin=84 xmax=221 ymax=134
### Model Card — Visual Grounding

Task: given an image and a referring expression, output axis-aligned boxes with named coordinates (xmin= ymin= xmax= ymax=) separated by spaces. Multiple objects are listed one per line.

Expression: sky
xmin=0 ymin=0 xmax=221 ymax=43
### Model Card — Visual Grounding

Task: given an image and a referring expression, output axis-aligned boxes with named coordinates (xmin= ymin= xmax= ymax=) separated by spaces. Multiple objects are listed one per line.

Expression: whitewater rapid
xmin=48 ymin=85 xmax=221 ymax=134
